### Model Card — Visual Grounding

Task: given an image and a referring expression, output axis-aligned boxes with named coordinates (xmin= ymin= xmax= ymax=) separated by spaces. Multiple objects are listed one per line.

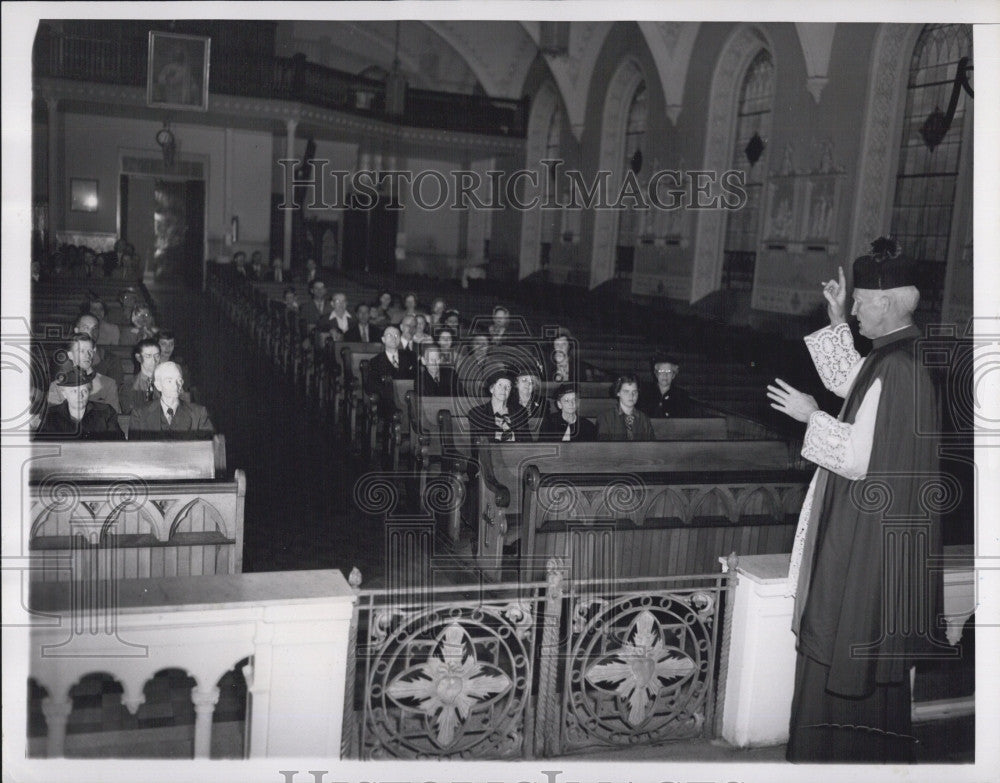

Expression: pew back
xmin=521 ymin=467 xmax=808 ymax=580
xmin=473 ymin=437 xmax=798 ymax=579
xmin=29 ymin=435 xmax=226 ymax=482
xmin=29 ymin=471 xmax=247 ymax=582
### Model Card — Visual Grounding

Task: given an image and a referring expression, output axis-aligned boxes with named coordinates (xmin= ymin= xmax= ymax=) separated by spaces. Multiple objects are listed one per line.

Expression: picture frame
xmin=146 ymin=31 xmax=210 ymax=111
xmin=69 ymin=178 xmax=99 ymax=212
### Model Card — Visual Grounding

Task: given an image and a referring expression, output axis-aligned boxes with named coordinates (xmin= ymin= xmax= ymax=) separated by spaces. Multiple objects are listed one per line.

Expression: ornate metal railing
xmin=33 ymin=29 xmax=528 ymax=138
xmin=343 ymin=560 xmax=731 ymax=759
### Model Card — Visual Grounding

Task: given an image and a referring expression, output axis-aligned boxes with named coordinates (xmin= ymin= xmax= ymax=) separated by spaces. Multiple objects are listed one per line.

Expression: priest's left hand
xmin=766 ymin=378 xmax=819 ymax=422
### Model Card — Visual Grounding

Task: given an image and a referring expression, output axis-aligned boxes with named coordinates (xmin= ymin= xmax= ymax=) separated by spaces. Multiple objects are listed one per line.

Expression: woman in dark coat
xmin=540 ymin=384 xmax=597 ymax=442
xmin=468 ymin=370 xmax=531 ymax=443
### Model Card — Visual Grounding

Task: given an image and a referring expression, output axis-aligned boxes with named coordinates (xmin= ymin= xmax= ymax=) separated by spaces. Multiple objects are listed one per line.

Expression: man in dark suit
xmin=343 ymin=302 xmax=382 ymax=344
xmin=416 ymin=342 xmax=456 ymax=397
xmin=36 ymin=368 xmax=124 ymax=440
xmin=128 ymin=362 xmax=214 ymax=439
xmin=119 ymin=338 xmax=161 ymax=414
xmin=540 ymin=384 xmax=597 ymax=442
xmin=300 ymin=279 xmax=331 ymax=329
xmin=365 ymin=326 xmax=416 ymax=410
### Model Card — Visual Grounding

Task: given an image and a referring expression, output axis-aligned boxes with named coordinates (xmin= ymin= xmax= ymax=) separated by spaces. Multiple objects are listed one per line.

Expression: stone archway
xmin=690 ymin=25 xmax=772 ymax=303
xmin=518 ymin=81 xmax=560 ymax=280
xmin=589 ymin=58 xmax=645 ymax=290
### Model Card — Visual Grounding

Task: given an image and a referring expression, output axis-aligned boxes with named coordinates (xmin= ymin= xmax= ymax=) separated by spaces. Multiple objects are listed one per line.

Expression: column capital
xmin=40 ymin=696 xmax=73 ymax=721
xmin=191 ymin=684 xmax=221 ymax=712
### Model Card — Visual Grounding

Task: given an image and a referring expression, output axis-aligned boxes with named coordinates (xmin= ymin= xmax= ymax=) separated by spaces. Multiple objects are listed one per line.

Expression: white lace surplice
xmin=786 ymin=323 xmax=881 ymax=597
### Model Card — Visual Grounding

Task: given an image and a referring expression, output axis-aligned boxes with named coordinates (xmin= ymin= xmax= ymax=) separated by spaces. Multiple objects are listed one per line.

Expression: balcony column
xmin=385 ymin=153 xmax=407 ymax=267
xmin=283 ymin=118 xmax=297 ymax=271
xmin=191 ymin=684 xmax=221 ymax=758
xmin=41 ymin=696 xmax=72 ymax=758
xmin=46 ymin=97 xmax=61 ymax=250
xmin=456 ymin=153 xmax=471 ymax=267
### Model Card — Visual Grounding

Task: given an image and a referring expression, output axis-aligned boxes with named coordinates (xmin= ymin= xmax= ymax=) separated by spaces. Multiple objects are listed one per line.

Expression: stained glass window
xmin=723 ymin=49 xmax=774 ymax=290
xmin=889 ymin=24 xmax=972 ymax=317
xmin=615 ymin=81 xmax=647 ymax=276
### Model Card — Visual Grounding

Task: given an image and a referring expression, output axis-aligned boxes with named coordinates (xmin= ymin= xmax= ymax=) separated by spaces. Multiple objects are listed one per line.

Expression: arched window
xmin=614 ymin=81 xmax=647 ymax=278
xmin=889 ymin=24 xmax=972 ymax=317
xmin=722 ymin=50 xmax=774 ymax=291
xmin=540 ymin=105 xmax=562 ymax=267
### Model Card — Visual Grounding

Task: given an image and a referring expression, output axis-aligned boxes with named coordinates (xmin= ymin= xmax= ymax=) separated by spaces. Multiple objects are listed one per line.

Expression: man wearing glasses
xmin=640 ymin=354 xmax=695 ymax=418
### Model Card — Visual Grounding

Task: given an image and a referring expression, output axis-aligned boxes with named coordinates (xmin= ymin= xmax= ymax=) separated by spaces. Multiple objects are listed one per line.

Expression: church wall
xmin=398 ymin=156 xmax=463 ymax=278
xmin=577 ymin=22 xmax=666 ymax=289
xmin=60 ymin=112 xmax=273 ymax=259
xmin=518 ymin=56 xmax=586 ymax=284
xmin=566 ymin=22 xmax=891 ymax=324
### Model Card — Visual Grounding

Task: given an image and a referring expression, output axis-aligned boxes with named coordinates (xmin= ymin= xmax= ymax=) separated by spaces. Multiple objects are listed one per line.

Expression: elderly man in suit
xmin=127 ymin=361 xmax=214 ymax=439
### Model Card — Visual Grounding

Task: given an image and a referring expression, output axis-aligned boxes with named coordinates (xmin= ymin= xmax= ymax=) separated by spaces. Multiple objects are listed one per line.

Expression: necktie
xmin=165 ymin=407 xmax=174 ymax=425
xmin=390 ymin=354 xmax=398 ymax=369
xmin=145 ymin=377 xmax=155 ymax=402
xmin=624 ymin=413 xmax=635 ymax=441
xmin=361 ymin=326 xmax=367 ymax=342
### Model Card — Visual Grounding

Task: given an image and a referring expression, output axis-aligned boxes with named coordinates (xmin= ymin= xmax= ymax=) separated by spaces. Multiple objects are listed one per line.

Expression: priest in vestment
xmin=767 ymin=238 xmax=946 ymax=763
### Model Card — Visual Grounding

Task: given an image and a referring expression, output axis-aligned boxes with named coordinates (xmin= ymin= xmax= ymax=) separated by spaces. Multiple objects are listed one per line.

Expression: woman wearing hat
xmin=468 ymin=369 xmax=531 ymax=442
xmin=35 ymin=368 xmax=124 ymax=439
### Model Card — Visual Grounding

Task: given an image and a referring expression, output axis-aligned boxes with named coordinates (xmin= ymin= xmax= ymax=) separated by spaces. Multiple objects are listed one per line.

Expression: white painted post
xmin=41 ymin=696 xmax=72 ymax=758
xmin=191 ymin=684 xmax=221 ymax=758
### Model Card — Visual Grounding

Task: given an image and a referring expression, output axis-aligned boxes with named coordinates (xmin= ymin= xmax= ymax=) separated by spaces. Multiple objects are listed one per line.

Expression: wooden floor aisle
xmin=149 ymin=281 xmax=388 ymax=583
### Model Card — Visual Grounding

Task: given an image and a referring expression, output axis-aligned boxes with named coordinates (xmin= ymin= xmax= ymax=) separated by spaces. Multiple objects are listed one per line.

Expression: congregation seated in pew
xmin=468 ymin=370 xmax=531 ymax=443
xmin=366 ymin=325 xmax=417 ymax=408
xmin=119 ymin=337 xmax=161 ymax=414
xmin=128 ymin=362 xmax=214 ymax=440
xmin=343 ymin=301 xmax=382 ymax=343
xmin=639 ymin=354 xmax=699 ymax=419
xmin=416 ymin=342 xmax=456 ymax=397
xmin=513 ymin=369 xmax=544 ymax=420
xmin=36 ymin=368 xmax=124 ymax=440
xmin=595 ymin=374 xmax=655 ymax=441
xmin=539 ymin=383 xmax=597 ymax=442
xmin=118 ymin=303 xmax=158 ymax=345
xmin=46 ymin=332 xmax=121 ymax=413
xmin=79 ymin=295 xmax=121 ymax=346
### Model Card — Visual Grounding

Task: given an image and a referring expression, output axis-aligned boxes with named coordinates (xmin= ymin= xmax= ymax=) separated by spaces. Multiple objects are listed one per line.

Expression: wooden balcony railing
xmin=33 ymin=29 xmax=528 ymax=138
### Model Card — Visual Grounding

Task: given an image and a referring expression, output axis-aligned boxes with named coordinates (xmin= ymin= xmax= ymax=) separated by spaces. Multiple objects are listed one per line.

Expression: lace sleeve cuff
xmin=804 ymin=323 xmax=862 ymax=395
xmin=802 ymin=410 xmax=862 ymax=479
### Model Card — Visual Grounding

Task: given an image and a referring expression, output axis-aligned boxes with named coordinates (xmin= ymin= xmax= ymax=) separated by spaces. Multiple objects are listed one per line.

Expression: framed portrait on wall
xmin=146 ymin=31 xmax=210 ymax=111
xmin=69 ymin=178 xmax=99 ymax=212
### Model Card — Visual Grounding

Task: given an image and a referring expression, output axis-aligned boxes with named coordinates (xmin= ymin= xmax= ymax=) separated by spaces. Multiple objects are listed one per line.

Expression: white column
xmin=41 ymin=696 xmax=72 ymax=758
xmin=719 ymin=553 xmax=797 ymax=747
xmin=46 ymin=97 xmax=60 ymax=249
xmin=283 ymin=118 xmax=297 ymax=270
xmin=191 ymin=684 xmax=221 ymax=758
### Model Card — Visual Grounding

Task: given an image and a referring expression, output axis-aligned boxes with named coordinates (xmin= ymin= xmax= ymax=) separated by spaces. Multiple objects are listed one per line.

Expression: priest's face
xmin=851 ymin=289 xmax=887 ymax=339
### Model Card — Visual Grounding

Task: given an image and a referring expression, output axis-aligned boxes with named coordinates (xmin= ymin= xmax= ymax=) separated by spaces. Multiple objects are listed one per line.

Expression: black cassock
xmin=787 ymin=325 xmax=946 ymax=763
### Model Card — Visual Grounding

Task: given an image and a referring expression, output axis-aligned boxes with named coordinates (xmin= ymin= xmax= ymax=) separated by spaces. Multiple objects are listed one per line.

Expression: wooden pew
xmin=520 ymin=467 xmax=808 ymax=581
xmin=29 ymin=434 xmax=228 ymax=481
xmin=28 ymin=436 xmax=244 ymax=582
xmin=340 ymin=342 xmax=383 ymax=445
xmin=472 ymin=437 xmax=799 ymax=579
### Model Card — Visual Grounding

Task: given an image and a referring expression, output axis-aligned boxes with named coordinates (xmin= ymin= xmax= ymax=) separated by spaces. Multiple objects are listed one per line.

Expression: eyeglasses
xmin=655 ymin=369 xmax=677 ymax=376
